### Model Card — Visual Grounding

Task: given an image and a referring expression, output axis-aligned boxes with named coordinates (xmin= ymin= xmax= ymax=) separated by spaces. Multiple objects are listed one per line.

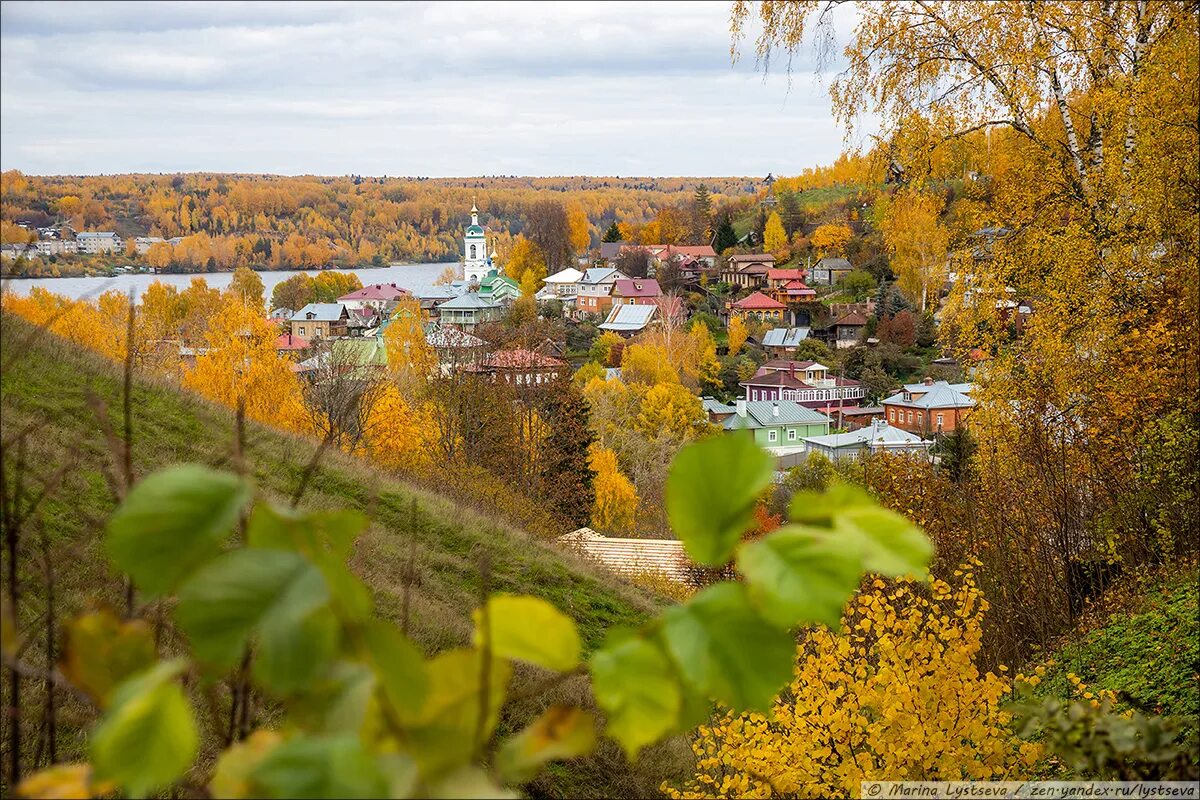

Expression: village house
xmin=809 ymin=256 xmax=853 ymax=286
xmin=337 ymin=283 xmax=410 ymax=316
xmin=436 ymin=293 xmax=504 ymax=331
xmin=34 ymin=240 xmax=78 ymax=256
xmin=838 ymin=405 xmax=886 ymax=430
xmin=541 ymin=267 xmax=583 ymax=297
xmin=760 ymin=327 xmax=811 ymax=357
xmin=882 ymin=378 xmax=976 ymax=436
xmin=803 ymin=419 xmax=933 ymax=462
xmin=75 ymin=231 xmax=123 ymax=254
xmin=721 ymin=254 xmax=774 ymax=288
xmin=290 ymin=303 xmax=350 ymax=339
xmin=465 ymin=348 xmax=567 ymax=387
xmin=575 ymin=267 xmax=627 ymax=316
xmin=729 ymin=291 xmax=787 ymax=324
xmin=415 ymin=285 xmax=462 ymax=317
xmin=477 ymin=272 xmax=521 ymax=305
xmin=740 ymin=359 xmax=866 ymax=408
xmin=134 ymin=236 xmax=166 ymax=255
xmin=766 ymin=268 xmax=817 ymax=304
xmin=599 ymin=303 xmax=658 ymax=337
xmin=708 ymin=398 xmax=832 ymax=469
xmin=274 ymin=332 xmax=310 ymax=356
xmin=610 ymin=278 xmax=661 ymax=306
xmin=424 ymin=323 xmax=486 ymax=367
xmin=827 ymin=311 xmax=868 ymax=349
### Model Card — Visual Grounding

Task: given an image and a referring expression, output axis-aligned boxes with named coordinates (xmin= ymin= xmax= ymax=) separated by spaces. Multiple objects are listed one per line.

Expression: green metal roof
xmin=465 ymin=224 xmax=485 ymax=236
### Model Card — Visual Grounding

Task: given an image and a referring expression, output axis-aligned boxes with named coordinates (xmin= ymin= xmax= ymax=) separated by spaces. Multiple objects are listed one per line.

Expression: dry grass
xmin=0 ymin=312 xmax=692 ymax=798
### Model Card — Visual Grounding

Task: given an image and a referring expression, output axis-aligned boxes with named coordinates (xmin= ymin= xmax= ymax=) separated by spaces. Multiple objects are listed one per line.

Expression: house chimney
xmin=772 ymin=402 xmax=779 ymax=417
xmin=736 ymin=398 xmax=747 ymax=417
xmin=923 ymin=376 xmax=934 ymax=386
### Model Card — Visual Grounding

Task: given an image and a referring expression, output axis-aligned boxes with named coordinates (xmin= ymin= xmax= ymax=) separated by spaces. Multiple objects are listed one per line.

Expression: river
xmin=0 ymin=262 xmax=456 ymax=304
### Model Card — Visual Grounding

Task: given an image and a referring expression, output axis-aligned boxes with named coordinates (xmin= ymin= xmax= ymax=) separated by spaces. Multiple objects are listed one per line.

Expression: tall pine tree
xmin=713 ymin=214 xmax=738 ymax=254
xmin=602 ymin=221 xmax=622 ymax=243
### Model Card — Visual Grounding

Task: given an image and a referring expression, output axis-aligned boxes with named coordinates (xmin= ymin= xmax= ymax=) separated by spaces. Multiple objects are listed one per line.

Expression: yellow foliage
xmin=620 ymin=343 xmax=679 ymax=386
xmin=809 ymin=223 xmax=852 ymax=258
xmin=363 ymin=384 xmax=433 ymax=472
xmin=727 ymin=315 xmax=749 ymax=357
xmin=588 ymin=444 xmax=638 ymax=533
xmin=763 ymin=211 xmax=788 ymax=256
xmin=665 ymin=565 xmax=1042 ymax=798
xmin=636 ymin=382 xmax=705 ymax=438
xmin=505 ymin=235 xmax=547 ymax=288
xmin=181 ymin=297 xmax=309 ymax=432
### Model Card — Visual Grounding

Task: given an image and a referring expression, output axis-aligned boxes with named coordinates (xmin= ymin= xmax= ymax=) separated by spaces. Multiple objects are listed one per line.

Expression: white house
xmin=803 ymin=419 xmax=933 ymax=462
xmin=76 ymin=232 xmax=123 ymax=254
xmin=542 ymin=267 xmax=583 ymax=297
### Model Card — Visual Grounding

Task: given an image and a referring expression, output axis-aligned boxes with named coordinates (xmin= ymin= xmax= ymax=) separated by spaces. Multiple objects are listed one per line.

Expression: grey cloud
xmin=1 ymin=1 xmax=863 ymax=176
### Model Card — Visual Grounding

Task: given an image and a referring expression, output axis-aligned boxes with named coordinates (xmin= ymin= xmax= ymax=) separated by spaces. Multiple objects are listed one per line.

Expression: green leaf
xmin=286 ymin=661 xmax=377 ymax=735
xmin=496 ymin=705 xmax=596 ymax=785
xmin=91 ymin=660 xmax=198 ymax=798
xmin=246 ymin=503 xmax=365 ymax=561
xmin=666 ymin=434 xmax=773 ymax=566
xmin=659 ymin=583 xmax=795 ymax=712
xmin=838 ymin=507 xmax=933 ymax=578
xmin=404 ymin=648 xmax=512 ymax=777
xmin=426 ymin=766 xmax=518 ymax=799
xmin=174 ymin=548 xmax=329 ymax=672
xmin=363 ymin=619 xmax=428 ymax=715
xmin=472 ymin=594 xmax=581 ymax=672
xmin=589 ymin=633 xmax=680 ymax=758
xmin=247 ymin=503 xmax=373 ymax=621
xmin=736 ymin=526 xmax=863 ymax=628
xmin=788 ymin=482 xmax=874 ymax=527
xmin=60 ymin=609 xmax=157 ymax=707
xmin=250 ymin=733 xmax=388 ymax=799
xmin=253 ymin=606 xmax=339 ymax=694
xmin=106 ymin=465 xmax=251 ymax=597
xmin=210 ymin=730 xmax=282 ymax=799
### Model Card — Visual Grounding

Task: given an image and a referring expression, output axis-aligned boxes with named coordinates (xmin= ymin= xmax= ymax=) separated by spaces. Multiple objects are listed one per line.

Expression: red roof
xmin=275 ymin=333 xmax=310 ymax=351
xmin=338 ymin=283 xmax=410 ymax=302
xmin=732 ymin=291 xmax=786 ymax=310
xmin=767 ymin=268 xmax=807 ymax=282
xmin=612 ymin=278 xmax=662 ymax=298
xmin=779 ymin=280 xmax=817 ymax=297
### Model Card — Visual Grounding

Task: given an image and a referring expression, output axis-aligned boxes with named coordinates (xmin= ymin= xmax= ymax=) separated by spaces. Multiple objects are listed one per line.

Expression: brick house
xmin=881 ymin=378 xmax=976 ymax=435
xmin=576 ymin=267 xmax=628 ymax=316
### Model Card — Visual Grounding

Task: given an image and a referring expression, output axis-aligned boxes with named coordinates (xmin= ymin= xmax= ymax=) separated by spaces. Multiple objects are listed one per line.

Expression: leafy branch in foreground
xmin=14 ymin=435 xmax=931 ymax=798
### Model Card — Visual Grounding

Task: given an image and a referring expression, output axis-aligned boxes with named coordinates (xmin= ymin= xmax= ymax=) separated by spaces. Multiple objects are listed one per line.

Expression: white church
xmin=463 ymin=201 xmax=500 ymax=283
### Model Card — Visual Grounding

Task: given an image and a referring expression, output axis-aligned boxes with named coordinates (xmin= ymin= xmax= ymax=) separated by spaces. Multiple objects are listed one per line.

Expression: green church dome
xmin=466 ymin=224 xmax=484 ymax=236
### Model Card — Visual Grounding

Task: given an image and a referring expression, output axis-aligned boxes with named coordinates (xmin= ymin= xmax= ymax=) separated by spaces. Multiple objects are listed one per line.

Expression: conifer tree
xmin=714 ymin=214 xmax=738 ymax=254
xmin=602 ymin=221 xmax=622 ymax=243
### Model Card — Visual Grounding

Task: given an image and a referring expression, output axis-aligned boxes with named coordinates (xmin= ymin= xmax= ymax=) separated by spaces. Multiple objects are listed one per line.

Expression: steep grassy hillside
xmin=0 ymin=313 xmax=687 ymax=798
xmin=1032 ymin=566 xmax=1199 ymax=735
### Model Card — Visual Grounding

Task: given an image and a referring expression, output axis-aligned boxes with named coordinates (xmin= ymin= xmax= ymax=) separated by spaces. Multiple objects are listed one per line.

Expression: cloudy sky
xmin=1 ymin=1 xmax=866 ymax=177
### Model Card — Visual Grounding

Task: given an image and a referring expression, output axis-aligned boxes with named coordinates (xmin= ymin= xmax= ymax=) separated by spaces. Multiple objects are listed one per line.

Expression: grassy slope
xmin=0 ymin=314 xmax=688 ymax=798
xmin=1032 ymin=567 xmax=1199 ymax=734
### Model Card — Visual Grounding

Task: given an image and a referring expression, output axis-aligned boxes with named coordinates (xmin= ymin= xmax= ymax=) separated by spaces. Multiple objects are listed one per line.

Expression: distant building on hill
xmin=75 ymin=232 xmax=123 ymax=254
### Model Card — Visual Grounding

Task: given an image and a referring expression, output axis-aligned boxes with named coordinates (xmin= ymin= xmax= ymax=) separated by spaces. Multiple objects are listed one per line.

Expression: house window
xmin=889 ymin=409 xmax=895 ymax=422
xmin=936 ymin=413 xmax=944 ymax=430
xmin=907 ymin=411 xmax=913 ymax=424
xmin=768 ymin=430 xmax=778 ymax=442
xmin=917 ymin=412 xmax=923 ymax=425
xmin=788 ymin=429 xmax=797 ymax=441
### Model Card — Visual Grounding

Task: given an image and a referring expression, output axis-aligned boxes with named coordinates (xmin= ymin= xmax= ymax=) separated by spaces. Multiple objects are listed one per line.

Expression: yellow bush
xmin=664 ymin=564 xmax=1041 ymax=798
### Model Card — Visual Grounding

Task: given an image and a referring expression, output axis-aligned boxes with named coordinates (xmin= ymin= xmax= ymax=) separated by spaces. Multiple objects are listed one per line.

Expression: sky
xmin=0 ymin=1 xmax=866 ymax=177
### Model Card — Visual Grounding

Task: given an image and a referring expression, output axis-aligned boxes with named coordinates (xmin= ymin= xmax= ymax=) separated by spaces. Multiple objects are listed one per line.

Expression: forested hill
xmin=0 ymin=314 xmax=689 ymax=798
xmin=0 ymin=171 xmax=763 ymax=267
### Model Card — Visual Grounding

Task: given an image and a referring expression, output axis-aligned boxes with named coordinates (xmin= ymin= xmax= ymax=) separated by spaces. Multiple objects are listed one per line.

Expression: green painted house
xmin=707 ymin=399 xmax=832 ymax=468
xmin=478 ymin=271 xmax=521 ymax=304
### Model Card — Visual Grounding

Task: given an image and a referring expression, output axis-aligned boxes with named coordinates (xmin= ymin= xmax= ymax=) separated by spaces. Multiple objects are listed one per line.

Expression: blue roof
xmin=599 ymin=304 xmax=656 ymax=332
xmin=294 ymin=303 xmax=347 ymax=322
